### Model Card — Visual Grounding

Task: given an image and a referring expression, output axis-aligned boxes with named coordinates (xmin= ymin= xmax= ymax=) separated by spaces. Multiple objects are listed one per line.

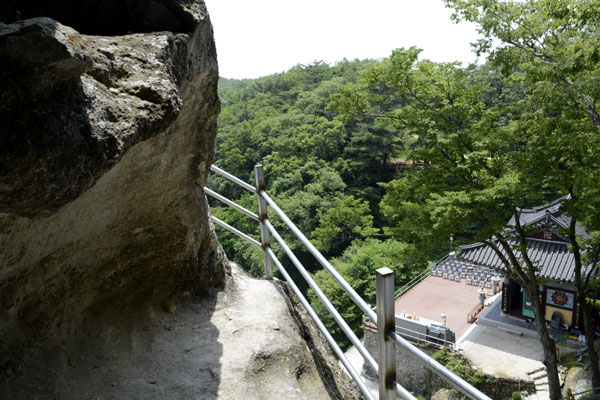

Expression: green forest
xmin=208 ymin=0 xmax=600 ymax=356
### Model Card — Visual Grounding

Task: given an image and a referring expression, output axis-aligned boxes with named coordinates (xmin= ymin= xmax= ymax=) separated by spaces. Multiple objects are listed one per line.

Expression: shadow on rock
xmin=0 ymin=290 xmax=223 ymax=400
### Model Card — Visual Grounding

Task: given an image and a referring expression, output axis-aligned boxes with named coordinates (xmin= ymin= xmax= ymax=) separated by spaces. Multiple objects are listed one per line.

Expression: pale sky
xmin=205 ymin=0 xmax=481 ymax=79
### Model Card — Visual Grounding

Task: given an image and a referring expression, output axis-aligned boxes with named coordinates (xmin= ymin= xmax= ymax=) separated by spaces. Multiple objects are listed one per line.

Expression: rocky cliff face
xmin=0 ymin=0 xmax=226 ymax=377
xmin=0 ymin=2 xmax=361 ymax=399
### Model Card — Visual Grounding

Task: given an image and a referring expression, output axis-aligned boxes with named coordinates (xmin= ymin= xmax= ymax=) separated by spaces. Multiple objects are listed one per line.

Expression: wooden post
xmin=376 ymin=267 xmax=396 ymax=400
xmin=255 ymin=165 xmax=273 ymax=279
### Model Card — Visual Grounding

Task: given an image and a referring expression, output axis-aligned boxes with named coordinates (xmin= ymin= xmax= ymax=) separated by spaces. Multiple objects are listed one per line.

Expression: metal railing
xmin=566 ymin=387 xmax=600 ymax=399
xmin=395 ymin=254 xmax=450 ymax=298
xmin=204 ymin=164 xmax=492 ymax=400
xmin=394 ymin=325 xmax=456 ymax=350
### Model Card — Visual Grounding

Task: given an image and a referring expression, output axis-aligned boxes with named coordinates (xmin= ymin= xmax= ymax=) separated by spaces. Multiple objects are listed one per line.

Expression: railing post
xmin=255 ymin=165 xmax=273 ymax=279
xmin=376 ymin=267 xmax=396 ymax=400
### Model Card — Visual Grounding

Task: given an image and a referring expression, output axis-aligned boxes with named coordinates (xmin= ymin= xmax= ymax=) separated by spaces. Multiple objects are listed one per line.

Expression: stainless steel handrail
xmin=265 ymin=220 xmax=399 ymax=394
xmin=210 ymin=164 xmax=256 ymax=193
xmin=205 ymin=165 xmax=493 ymax=400
xmin=389 ymin=331 xmax=492 ymax=400
xmin=205 ymin=187 xmax=260 ymax=222
xmin=262 ymin=189 xmax=491 ymax=400
xmin=265 ymin=246 xmax=376 ymax=400
xmin=210 ymin=216 xmax=261 ymax=248
xmin=260 ymin=190 xmax=377 ymax=323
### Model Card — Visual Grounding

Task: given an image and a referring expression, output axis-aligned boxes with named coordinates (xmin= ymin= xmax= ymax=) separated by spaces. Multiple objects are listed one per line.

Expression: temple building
xmin=443 ymin=195 xmax=593 ymax=332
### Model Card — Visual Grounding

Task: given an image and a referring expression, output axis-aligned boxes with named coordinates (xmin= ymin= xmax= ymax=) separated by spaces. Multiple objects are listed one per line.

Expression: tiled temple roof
xmin=457 ymin=239 xmax=578 ymax=282
xmin=507 ymin=195 xmax=591 ymax=240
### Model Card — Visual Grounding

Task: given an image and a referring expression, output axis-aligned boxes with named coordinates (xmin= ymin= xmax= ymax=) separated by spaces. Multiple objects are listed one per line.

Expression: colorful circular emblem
xmin=551 ymin=291 xmax=568 ymax=306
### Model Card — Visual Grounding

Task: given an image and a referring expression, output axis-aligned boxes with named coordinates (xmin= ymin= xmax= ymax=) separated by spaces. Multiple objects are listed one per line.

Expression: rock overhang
xmin=0 ymin=1 xmax=216 ymax=217
xmin=0 ymin=0 xmax=207 ymax=36
xmin=0 ymin=0 xmax=224 ymax=362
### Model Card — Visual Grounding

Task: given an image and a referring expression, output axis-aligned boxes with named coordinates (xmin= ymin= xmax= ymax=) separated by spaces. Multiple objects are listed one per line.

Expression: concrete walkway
xmin=344 ymin=326 xmax=551 ymax=400
xmin=461 ymin=324 xmax=549 ymax=399
xmin=461 ymin=324 xmax=544 ymax=380
xmin=395 ymin=275 xmax=494 ymax=339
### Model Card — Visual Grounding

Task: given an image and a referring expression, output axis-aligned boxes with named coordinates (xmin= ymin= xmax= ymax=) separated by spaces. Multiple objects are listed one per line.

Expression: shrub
xmin=432 ymin=348 xmax=493 ymax=387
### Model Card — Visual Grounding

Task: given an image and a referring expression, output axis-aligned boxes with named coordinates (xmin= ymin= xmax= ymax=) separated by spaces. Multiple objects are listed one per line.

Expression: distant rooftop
xmin=454 ymin=195 xmax=595 ymax=283
xmin=458 ymin=238 xmax=578 ymax=283
xmin=507 ymin=194 xmax=591 ymax=240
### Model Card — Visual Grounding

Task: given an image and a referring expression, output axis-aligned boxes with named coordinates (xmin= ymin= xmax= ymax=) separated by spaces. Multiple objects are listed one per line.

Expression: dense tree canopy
xmin=443 ymin=2 xmax=600 ymax=398
xmin=211 ymin=59 xmax=428 ymax=302
xmin=211 ymin=1 xmax=600 ymax=389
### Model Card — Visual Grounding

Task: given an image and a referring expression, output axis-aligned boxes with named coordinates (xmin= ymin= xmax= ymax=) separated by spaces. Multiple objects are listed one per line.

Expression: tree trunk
xmin=494 ymin=216 xmax=561 ymax=399
xmin=567 ymin=217 xmax=600 ymax=388
xmin=583 ymin=299 xmax=600 ymax=388
xmin=530 ymin=284 xmax=562 ymax=400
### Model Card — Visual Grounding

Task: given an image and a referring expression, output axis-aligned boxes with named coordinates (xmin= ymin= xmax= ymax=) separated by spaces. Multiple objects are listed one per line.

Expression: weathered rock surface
xmin=0 ymin=0 xmax=226 ymax=381
xmin=1 ymin=263 xmax=356 ymax=399
xmin=562 ymin=366 xmax=592 ymax=397
xmin=0 ymin=14 xmax=205 ymax=216
xmin=0 ymin=0 xmax=204 ymax=35
xmin=0 ymin=2 xmax=359 ymax=399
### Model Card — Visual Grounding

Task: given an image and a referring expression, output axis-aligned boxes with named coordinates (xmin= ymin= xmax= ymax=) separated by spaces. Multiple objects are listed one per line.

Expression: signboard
xmin=546 ymin=288 xmax=575 ymax=309
xmin=522 ymin=290 xmax=535 ymax=318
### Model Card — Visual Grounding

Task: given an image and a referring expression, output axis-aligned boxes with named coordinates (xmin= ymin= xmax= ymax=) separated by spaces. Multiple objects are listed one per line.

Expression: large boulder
xmin=0 ymin=14 xmax=200 ymax=216
xmin=0 ymin=2 xmax=362 ymax=399
xmin=0 ymin=0 xmax=226 ymax=377
xmin=0 ymin=0 xmax=204 ymax=35
xmin=562 ymin=366 xmax=592 ymax=397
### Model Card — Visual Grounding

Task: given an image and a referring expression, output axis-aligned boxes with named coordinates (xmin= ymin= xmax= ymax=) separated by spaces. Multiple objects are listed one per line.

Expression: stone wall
xmin=363 ymin=323 xmax=436 ymax=395
xmin=362 ymin=324 xmax=534 ymax=399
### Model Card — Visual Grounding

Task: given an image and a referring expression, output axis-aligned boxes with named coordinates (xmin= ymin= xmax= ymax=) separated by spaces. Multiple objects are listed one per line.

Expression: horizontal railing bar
xmin=204 ymin=187 xmax=260 ymax=222
xmin=573 ymin=387 xmax=600 ymax=396
xmin=260 ymin=190 xmax=377 ymax=323
xmin=210 ymin=216 xmax=261 ymax=248
xmin=210 ymin=165 xmax=256 ymax=193
xmin=396 ymin=381 xmax=416 ymax=399
xmin=264 ymin=220 xmax=380 ymax=377
xmin=265 ymin=247 xmax=376 ymax=400
xmin=396 ymin=254 xmax=450 ymax=296
xmin=389 ymin=331 xmax=492 ymax=400
xmin=393 ymin=328 xmax=454 ymax=349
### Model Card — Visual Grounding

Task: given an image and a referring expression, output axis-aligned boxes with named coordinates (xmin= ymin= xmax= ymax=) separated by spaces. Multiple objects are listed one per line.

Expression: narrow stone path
xmin=0 ymin=263 xmax=341 ymax=400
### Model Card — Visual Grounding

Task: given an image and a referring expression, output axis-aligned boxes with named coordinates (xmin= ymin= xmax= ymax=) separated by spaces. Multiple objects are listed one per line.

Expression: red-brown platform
xmin=394 ymin=276 xmax=496 ymax=339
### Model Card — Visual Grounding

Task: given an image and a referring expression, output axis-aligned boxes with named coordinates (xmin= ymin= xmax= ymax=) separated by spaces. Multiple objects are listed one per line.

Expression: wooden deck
xmin=394 ymin=275 xmax=495 ymax=339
